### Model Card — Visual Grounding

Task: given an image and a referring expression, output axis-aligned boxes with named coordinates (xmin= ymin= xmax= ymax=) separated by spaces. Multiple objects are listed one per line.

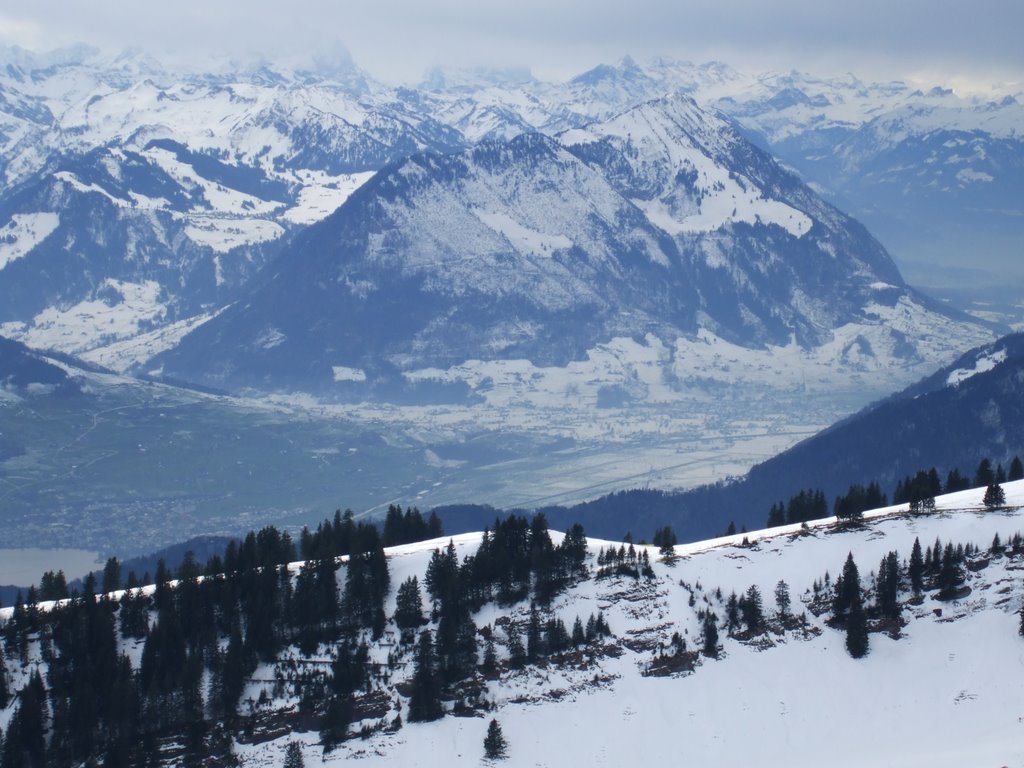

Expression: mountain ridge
xmin=151 ymin=92 xmax=988 ymax=396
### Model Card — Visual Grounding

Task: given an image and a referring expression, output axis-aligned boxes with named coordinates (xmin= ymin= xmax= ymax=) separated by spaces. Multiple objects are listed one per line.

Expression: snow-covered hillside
xmin=232 ymin=483 xmax=1024 ymax=767
xmin=3 ymin=483 xmax=1022 ymax=767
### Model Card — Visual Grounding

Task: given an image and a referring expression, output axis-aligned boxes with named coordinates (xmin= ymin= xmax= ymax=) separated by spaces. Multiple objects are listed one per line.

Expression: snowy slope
xmin=416 ymin=56 xmax=1024 ymax=292
xmin=231 ymin=483 xmax=1024 ymax=767
xmin=5 ymin=483 xmax=1023 ymax=767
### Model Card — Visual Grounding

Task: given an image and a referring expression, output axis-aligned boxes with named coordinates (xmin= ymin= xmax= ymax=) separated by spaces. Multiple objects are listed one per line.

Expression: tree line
xmin=766 ymin=455 xmax=1021 ymax=528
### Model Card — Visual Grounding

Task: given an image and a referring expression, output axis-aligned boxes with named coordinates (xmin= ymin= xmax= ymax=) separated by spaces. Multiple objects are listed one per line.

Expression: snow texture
xmin=0 ymin=212 xmax=59 ymax=271
xmin=5 ymin=482 xmax=1024 ymax=767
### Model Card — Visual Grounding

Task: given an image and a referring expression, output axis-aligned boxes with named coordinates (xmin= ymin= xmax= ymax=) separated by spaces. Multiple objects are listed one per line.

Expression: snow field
xmin=234 ymin=482 xmax=1024 ymax=766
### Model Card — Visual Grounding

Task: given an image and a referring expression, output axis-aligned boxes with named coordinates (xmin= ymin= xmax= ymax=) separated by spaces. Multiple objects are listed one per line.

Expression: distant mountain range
xmin=151 ymin=91 xmax=984 ymax=397
xmin=415 ymin=55 xmax=1024 ymax=293
xmin=0 ymin=46 xmax=1017 ymax=554
xmin=0 ymin=46 xmax=1015 ymax=377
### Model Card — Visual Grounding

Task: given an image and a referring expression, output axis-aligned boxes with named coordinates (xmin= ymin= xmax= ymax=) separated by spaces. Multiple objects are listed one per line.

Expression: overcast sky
xmin=1 ymin=0 xmax=1021 ymax=91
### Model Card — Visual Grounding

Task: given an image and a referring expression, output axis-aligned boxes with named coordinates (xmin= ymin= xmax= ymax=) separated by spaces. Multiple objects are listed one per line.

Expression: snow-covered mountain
xmin=681 ymin=67 xmax=1024 ymax=291
xmin=2 ymin=485 xmax=1023 ymax=767
xmin=416 ymin=56 xmax=1024 ymax=293
xmin=150 ymin=90 xmax=988 ymax=398
xmin=0 ymin=46 xmax=1014 ymax=367
xmin=0 ymin=47 xmax=1011 ymax=517
xmin=0 ymin=46 xmax=465 ymax=360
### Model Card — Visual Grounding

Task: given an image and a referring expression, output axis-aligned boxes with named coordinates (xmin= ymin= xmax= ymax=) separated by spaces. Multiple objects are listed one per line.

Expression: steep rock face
xmin=154 ymin=95 xmax=982 ymax=395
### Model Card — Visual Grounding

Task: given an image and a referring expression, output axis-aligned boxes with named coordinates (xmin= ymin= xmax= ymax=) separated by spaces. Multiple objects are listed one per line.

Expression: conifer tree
xmin=1010 ymin=456 xmax=1024 ymax=482
xmin=875 ymin=551 xmax=900 ymax=620
xmin=945 ymin=468 xmax=970 ymax=493
xmin=845 ymin=598 xmax=869 ymax=658
xmin=571 ymin=616 xmax=585 ymax=647
xmin=482 ymin=633 xmax=498 ymax=673
xmin=0 ymin=641 xmax=8 ymax=709
xmin=526 ymin=603 xmax=543 ymax=662
xmin=505 ymin=623 xmax=526 ymax=668
xmin=119 ymin=588 xmax=150 ymax=640
xmin=908 ymin=538 xmax=924 ymax=594
xmin=725 ymin=592 xmax=740 ymax=636
xmin=975 ymin=458 xmax=995 ymax=488
xmin=774 ymin=580 xmax=791 ymax=619
xmin=394 ymin=576 xmax=425 ymax=637
xmin=702 ymin=612 xmax=719 ymax=657
xmin=653 ymin=526 xmax=678 ymax=556
xmin=984 ymin=482 xmax=1006 ymax=510
xmin=102 ymin=557 xmax=122 ymax=594
xmin=937 ymin=545 xmax=964 ymax=598
xmin=833 ymin=553 xmax=862 ymax=619
xmin=1 ymin=671 xmax=46 ymax=768
xmin=38 ymin=570 xmax=69 ymax=602
xmin=218 ymin=624 xmax=251 ymax=723
xmin=408 ymin=631 xmax=443 ymax=722
xmin=741 ymin=585 xmax=764 ymax=633
xmin=483 ymin=718 xmax=508 ymax=760
xmin=284 ymin=741 xmax=305 ymax=768
xmin=991 ymin=533 xmax=1004 ymax=555
xmin=560 ymin=523 xmax=589 ymax=577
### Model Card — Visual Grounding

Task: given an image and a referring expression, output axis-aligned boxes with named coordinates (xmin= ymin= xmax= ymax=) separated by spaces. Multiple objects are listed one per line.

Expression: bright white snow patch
xmin=141 ymin=146 xmax=283 ymax=216
xmin=946 ymin=347 xmax=1007 ymax=387
xmin=254 ymin=327 xmax=286 ymax=350
xmin=0 ymin=279 xmax=168 ymax=354
xmin=474 ymin=210 xmax=573 ymax=256
xmin=955 ymin=168 xmax=994 ymax=184
xmin=79 ymin=308 xmax=225 ymax=373
xmin=0 ymin=212 xmax=60 ymax=271
xmin=283 ymin=171 xmax=375 ymax=225
xmin=562 ymin=96 xmax=814 ymax=239
xmin=183 ymin=216 xmax=284 ymax=253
